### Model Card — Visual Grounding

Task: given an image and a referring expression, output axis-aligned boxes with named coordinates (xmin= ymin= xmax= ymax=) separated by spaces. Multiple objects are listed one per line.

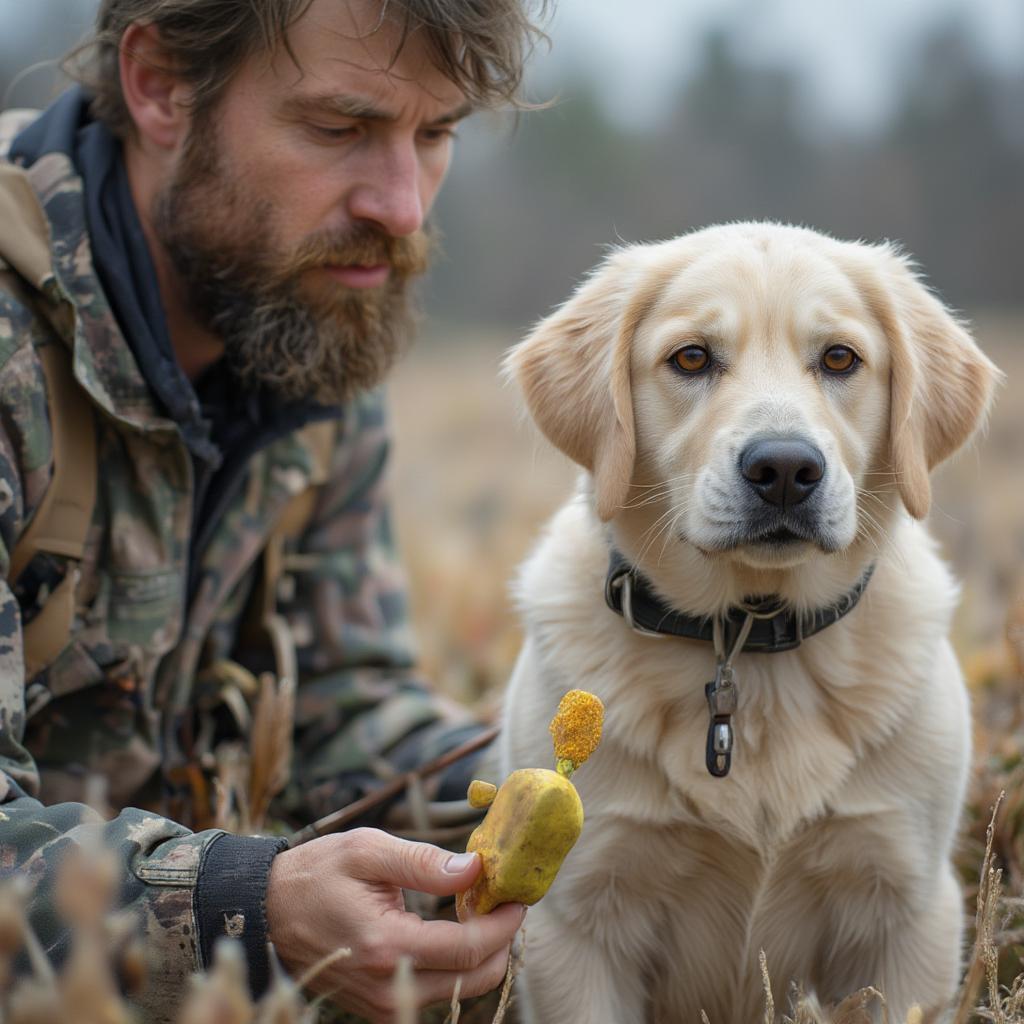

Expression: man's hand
xmin=266 ymin=828 xmax=524 ymax=1022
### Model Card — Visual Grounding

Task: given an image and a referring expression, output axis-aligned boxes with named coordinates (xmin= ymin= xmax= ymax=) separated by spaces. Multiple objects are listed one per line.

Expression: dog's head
xmin=507 ymin=223 xmax=1000 ymax=575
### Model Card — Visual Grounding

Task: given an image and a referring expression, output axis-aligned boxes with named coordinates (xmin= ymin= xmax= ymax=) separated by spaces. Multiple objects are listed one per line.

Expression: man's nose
xmin=347 ymin=145 xmax=425 ymax=238
xmin=739 ymin=437 xmax=825 ymax=509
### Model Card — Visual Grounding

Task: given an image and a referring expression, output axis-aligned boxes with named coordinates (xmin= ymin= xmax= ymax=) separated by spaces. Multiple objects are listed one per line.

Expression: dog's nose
xmin=739 ymin=438 xmax=825 ymax=509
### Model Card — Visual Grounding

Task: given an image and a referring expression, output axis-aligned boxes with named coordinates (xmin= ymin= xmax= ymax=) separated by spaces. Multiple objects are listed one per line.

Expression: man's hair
xmin=66 ymin=0 xmax=549 ymax=139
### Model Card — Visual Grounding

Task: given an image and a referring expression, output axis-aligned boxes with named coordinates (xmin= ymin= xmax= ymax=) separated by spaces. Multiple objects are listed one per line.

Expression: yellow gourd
xmin=456 ymin=690 xmax=604 ymax=921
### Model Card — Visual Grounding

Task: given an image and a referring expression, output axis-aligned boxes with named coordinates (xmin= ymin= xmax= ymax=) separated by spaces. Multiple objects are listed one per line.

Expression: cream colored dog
xmin=500 ymin=223 xmax=1000 ymax=1023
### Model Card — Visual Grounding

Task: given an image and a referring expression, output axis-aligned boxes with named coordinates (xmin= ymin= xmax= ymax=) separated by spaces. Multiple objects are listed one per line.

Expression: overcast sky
xmin=1 ymin=0 xmax=1021 ymax=130
xmin=536 ymin=0 xmax=1024 ymax=131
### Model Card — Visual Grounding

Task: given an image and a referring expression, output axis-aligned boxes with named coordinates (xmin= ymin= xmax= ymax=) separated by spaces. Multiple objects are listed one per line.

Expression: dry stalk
xmin=58 ymin=932 xmax=131 ymax=1024
xmin=20 ymin=912 xmax=57 ymax=988
xmin=394 ymin=954 xmax=417 ymax=1024
xmin=248 ymin=672 xmax=296 ymax=832
xmin=783 ymin=984 xmax=886 ymax=1023
xmin=0 ymin=878 xmax=54 ymax=988
xmin=6 ymin=978 xmax=65 ymax=1023
xmin=831 ymin=986 xmax=886 ymax=1024
xmin=490 ymin=921 xmax=527 ymax=1024
xmin=442 ymin=975 xmax=463 ymax=1024
xmin=53 ymin=841 xmax=119 ymax=932
xmin=178 ymin=939 xmax=255 ymax=1024
xmin=786 ymin=992 xmax=827 ymax=1024
xmin=953 ymin=792 xmax=1006 ymax=1024
xmin=761 ymin=949 xmax=775 ymax=1023
xmin=295 ymin=946 xmax=352 ymax=990
xmin=253 ymin=983 xmax=305 ymax=1024
xmin=215 ymin=742 xmax=252 ymax=833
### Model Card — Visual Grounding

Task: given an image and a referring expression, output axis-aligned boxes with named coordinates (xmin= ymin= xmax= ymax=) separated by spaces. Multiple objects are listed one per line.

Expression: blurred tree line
xmin=429 ymin=19 xmax=1024 ymax=327
xmin=2 ymin=8 xmax=1021 ymax=327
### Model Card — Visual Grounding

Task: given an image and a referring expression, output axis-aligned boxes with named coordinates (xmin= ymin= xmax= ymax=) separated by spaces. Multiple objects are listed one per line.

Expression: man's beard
xmin=151 ymin=126 xmax=434 ymax=405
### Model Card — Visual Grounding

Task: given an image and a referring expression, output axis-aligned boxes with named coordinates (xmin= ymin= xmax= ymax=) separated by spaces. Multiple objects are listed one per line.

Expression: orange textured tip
xmin=549 ymin=689 xmax=604 ymax=770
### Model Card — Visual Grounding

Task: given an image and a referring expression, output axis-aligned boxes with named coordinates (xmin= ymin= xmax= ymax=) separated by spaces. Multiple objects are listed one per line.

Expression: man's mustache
xmin=285 ymin=223 xmax=435 ymax=281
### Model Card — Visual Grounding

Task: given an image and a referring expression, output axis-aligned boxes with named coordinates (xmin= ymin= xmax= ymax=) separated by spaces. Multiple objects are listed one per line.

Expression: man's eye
xmin=821 ymin=345 xmax=861 ymax=375
xmin=671 ymin=345 xmax=711 ymax=374
xmin=310 ymin=124 xmax=357 ymax=141
xmin=419 ymin=127 xmax=457 ymax=144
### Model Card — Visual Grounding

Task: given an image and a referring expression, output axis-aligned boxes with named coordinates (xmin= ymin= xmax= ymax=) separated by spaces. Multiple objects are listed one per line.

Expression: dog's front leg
xmin=798 ymin=852 xmax=965 ymax=1024
xmin=518 ymin=901 xmax=650 ymax=1024
xmin=859 ymin=864 xmax=964 ymax=1024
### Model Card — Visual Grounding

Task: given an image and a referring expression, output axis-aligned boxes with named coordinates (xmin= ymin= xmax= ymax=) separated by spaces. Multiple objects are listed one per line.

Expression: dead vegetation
xmin=0 ymin=745 xmax=1020 ymax=1023
xmin=0 ymin=317 xmax=1020 ymax=1021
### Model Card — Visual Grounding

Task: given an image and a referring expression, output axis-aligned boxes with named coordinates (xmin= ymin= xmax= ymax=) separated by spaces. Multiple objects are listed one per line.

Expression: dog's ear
xmin=865 ymin=250 xmax=1001 ymax=519
xmin=505 ymin=246 xmax=670 ymax=521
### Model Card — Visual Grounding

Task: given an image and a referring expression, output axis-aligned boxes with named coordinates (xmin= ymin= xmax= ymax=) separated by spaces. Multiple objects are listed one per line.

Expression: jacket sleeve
xmin=0 ymin=337 xmax=284 ymax=1020
xmin=264 ymin=389 xmax=490 ymax=828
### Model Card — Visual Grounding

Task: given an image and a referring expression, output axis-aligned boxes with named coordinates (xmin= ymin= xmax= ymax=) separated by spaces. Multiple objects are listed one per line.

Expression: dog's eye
xmin=672 ymin=346 xmax=711 ymax=374
xmin=821 ymin=345 xmax=860 ymax=375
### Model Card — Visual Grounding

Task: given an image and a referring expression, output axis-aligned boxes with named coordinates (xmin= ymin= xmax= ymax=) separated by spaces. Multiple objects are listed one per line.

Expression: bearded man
xmin=0 ymin=1 xmax=544 ymax=1020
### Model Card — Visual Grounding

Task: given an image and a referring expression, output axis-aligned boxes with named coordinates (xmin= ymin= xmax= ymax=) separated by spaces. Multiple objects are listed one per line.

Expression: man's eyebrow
xmin=280 ymin=93 xmax=474 ymax=125
xmin=429 ymin=102 xmax=475 ymax=125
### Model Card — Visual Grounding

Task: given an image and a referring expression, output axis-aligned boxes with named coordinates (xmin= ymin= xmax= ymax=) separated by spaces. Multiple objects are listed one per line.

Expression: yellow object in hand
xmin=456 ymin=690 xmax=604 ymax=921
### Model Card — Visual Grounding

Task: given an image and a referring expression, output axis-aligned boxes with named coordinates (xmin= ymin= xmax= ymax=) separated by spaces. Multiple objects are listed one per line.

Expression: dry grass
xmin=0 ymin=315 xmax=1020 ymax=1021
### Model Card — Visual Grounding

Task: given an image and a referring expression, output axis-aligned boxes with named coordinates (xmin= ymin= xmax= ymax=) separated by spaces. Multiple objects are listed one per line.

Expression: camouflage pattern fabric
xmin=0 ymin=112 xmax=482 ymax=1020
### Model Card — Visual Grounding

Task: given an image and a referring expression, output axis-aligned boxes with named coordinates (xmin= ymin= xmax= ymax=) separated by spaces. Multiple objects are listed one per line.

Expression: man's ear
xmin=863 ymin=249 xmax=1001 ymax=520
xmin=505 ymin=245 xmax=673 ymax=522
xmin=119 ymin=22 xmax=192 ymax=151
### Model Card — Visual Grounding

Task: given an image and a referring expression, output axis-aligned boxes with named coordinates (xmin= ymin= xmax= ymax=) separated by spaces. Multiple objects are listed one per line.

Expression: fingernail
xmin=520 ymin=905 xmax=528 ymax=923
xmin=443 ymin=852 xmax=478 ymax=873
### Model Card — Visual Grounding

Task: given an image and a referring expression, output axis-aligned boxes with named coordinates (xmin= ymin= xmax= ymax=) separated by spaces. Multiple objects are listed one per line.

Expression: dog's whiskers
xmin=635 ymin=506 xmax=682 ymax=555
xmin=854 ymin=503 xmax=911 ymax=574
xmin=620 ymin=488 xmax=677 ymax=511
xmin=625 ymin=472 xmax=696 ymax=491
xmin=618 ymin=474 xmax=697 ymax=512
xmin=634 ymin=501 xmax=692 ymax=566
xmin=655 ymin=506 xmax=689 ymax=565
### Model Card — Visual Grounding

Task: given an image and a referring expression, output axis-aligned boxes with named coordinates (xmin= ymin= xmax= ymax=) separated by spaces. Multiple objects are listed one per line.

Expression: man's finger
xmin=342 ymin=829 xmax=483 ymax=897
xmin=411 ymin=942 xmax=514 ymax=1006
xmin=402 ymin=902 xmax=525 ymax=971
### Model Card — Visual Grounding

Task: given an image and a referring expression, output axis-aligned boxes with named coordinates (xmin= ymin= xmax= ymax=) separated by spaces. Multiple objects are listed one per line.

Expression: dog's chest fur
xmin=503 ymin=496 xmax=963 ymax=1018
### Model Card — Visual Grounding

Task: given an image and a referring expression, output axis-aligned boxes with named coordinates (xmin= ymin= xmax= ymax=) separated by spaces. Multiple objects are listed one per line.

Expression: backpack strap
xmin=0 ymin=161 xmax=97 ymax=678
xmin=9 ymin=341 xmax=97 ymax=678
xmin=9 ymin=344 xmax=96 ymax=580
xmin=0 ymin=162 xmax=54 ymax=291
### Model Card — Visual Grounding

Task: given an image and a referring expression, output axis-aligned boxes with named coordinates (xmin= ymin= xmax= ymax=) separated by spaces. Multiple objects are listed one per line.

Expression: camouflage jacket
xmin=0 ymin=110 xmax=476 ymax=1019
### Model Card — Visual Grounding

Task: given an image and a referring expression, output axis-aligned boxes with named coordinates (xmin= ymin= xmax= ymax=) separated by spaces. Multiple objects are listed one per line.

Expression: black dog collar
xmin=604 ymin=550 xmax=875 ymax=654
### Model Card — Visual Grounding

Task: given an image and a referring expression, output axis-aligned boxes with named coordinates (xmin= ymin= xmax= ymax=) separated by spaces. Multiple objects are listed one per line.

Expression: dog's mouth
xmin=748 ymin=526 xmax=807 ymax=546
xmin=698 ymin=515 xmax=839 ymax=555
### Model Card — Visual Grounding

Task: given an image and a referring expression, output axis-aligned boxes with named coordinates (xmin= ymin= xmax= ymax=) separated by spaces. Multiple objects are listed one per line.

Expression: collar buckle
xmin=605 ymin=569 xmax=668 ymax=640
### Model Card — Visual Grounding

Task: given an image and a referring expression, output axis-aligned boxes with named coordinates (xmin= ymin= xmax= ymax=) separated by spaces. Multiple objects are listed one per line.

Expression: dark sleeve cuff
xmin=194 ymin=832 xmax=289 ymax=998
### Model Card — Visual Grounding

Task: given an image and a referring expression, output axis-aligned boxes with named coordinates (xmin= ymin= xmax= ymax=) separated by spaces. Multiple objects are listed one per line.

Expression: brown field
xmin=0 ymin=317 xmax=1018 ymax=1023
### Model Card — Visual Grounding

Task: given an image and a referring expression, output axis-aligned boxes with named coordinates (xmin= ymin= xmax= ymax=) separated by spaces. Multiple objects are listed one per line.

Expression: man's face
xmin=152 ymin=0 xmax=470 ymax=403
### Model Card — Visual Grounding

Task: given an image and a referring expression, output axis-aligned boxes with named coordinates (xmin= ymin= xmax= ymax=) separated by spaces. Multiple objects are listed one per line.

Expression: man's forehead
xmin=266 ymin=0 xmax=469 ymax=115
